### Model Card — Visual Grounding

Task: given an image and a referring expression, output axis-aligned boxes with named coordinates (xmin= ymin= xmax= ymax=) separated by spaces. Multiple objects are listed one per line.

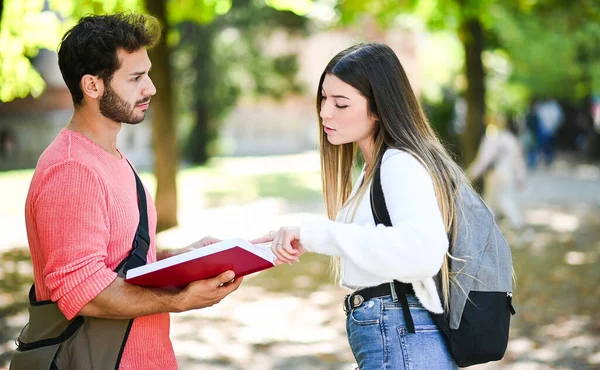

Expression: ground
xmin=0 ymin=152 xmax=598 ymax=370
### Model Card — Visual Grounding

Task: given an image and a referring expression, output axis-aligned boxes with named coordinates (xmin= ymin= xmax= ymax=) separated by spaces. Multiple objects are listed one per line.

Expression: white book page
xmin=126 ymin=238 xmax=275 ymax=279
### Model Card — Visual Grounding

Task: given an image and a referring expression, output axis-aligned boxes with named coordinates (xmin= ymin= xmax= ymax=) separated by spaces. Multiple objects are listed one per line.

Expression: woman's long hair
xmin=317 ymin=43 xmax=471 ymax=310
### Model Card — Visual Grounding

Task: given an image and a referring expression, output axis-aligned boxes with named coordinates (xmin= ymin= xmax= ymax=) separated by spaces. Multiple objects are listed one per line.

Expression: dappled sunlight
xmin=204 ymin=152 xmax=321 ymax=176
xmin=564 ymin=251 xmax=596 ymax=266
xmin=497 ymin=316 xmax=600 ymax=369
xmin=498 ymin=204 xmax=600 ymax=370
xmin=573 ymin=164 xmax=600 ymax=180
xmin=170 ymin=282 xmax=353 ymax=369
xmin=1 ymin=155 xmax=599 ymax=369
xmin=0 ymin=248 xmax=33 ymax=367
xmin=550 ymin=157 xmax=600 ymax=180
xmin=525 ymin=208 xmax=581 ymax=233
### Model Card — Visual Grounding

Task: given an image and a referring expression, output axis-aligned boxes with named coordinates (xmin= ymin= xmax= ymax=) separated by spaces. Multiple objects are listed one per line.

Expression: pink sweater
xmin=25 ymin=129 xmax=177 ymax=370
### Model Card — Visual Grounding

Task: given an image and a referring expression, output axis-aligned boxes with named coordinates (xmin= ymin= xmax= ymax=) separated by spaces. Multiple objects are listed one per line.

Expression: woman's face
xmin=319 ymin=74 xmax=377 ymax=146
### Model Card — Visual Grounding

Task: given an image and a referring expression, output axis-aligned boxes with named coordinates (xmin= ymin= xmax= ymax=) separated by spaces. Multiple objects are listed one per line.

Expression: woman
xmin=265 ymin=43 xmax=470 ymax=369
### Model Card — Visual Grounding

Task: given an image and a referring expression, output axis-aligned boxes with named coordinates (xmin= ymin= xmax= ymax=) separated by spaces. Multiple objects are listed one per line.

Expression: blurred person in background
xmin=524 ymin=99 xmax=540 ymax=169
xmin=468 ymin=115 xmax=527 ymax=231
xmin=535 ymin=97 xmax=564 ymax=167
xmin=258 ymin=43 xmax=462 ymax=370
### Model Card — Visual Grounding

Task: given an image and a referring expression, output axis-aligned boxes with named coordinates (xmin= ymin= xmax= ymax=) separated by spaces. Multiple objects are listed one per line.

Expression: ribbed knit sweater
xmin=25 ymin=129 xmax=176 ymax=370
xmin=299 ymin=149 xmax=449 ymax=314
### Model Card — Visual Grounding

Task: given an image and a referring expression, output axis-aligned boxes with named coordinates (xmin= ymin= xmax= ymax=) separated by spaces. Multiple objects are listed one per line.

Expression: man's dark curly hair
xmin=58 ymin=13 xmax=161 ymax=106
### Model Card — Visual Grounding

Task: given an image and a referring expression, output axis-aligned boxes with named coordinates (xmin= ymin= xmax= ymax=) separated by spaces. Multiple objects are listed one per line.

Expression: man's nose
xmin=145 ymin=77 xmax=157 ymax=96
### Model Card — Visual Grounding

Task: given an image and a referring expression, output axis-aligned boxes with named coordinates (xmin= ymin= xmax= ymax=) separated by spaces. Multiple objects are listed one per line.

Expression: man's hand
xmin=176 ymin=270 xmax=243 ymax=312
xmin=78 ymin=269 xmax=243 ymax=319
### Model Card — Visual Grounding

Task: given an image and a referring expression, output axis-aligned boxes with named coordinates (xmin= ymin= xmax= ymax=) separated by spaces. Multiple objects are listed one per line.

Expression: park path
xmin=0 ymin=152 xmax=598 ymax=369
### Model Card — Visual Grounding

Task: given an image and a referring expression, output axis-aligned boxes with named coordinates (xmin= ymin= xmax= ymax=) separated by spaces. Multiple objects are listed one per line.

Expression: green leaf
xmin=265 ymin=0 xmax=313 ymax=16
xmin=168 ymin=0 xmax=232 ymax=24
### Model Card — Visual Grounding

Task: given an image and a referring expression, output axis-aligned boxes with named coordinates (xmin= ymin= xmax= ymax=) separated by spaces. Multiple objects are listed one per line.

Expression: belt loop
xmin=343 ymin=294 xmax=351 ymax=316
xmin=390 ymin=281 xmax=399 ymax=302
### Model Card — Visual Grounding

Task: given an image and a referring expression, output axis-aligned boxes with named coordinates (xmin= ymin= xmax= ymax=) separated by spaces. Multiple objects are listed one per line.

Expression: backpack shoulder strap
xmin=117 ymin=161 xmax=151 ymax=275
xmin=369 ymin=162 xmax=416 ymax=333
xmin=370 ymin=164 xmax=392 ymax=227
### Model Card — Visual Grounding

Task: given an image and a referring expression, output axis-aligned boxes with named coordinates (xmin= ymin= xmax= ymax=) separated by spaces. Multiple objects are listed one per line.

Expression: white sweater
xmin=299 ymin=149 xmax=448 ymax=314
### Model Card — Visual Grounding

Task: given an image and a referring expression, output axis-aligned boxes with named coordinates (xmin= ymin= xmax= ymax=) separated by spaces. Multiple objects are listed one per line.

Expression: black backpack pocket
xmin=446 ymin=291 xmax=514 ymax=367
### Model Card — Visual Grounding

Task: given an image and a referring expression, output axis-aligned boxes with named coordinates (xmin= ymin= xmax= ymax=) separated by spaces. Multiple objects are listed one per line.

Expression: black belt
xmin=343 ymin=281 xmax=415 ymax=333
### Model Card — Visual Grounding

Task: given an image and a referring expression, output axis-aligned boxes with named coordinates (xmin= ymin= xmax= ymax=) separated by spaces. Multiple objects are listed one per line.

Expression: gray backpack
xmin=371 ymin=163 xmax=516 ymax=367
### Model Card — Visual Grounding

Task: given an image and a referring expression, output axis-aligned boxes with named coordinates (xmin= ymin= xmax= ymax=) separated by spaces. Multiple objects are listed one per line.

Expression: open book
xmin=125 ymin=238 xmax=275 ymax=289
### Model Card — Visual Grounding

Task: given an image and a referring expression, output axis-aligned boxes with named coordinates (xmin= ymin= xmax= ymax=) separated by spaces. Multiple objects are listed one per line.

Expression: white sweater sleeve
xmin=299 ymin=150 xmax=449 ymax=282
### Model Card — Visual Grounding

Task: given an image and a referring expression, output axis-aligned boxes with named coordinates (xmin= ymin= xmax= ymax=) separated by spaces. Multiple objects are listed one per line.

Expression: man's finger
xmin=212 ymin=270 xmax=235 ymax=287
xmin=217 ymin=276 xmax=243 ymax=295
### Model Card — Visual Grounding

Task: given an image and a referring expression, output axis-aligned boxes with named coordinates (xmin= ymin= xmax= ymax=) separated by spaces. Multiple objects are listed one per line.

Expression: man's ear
xmin=80 ymin=74 xmax=104 ymax=100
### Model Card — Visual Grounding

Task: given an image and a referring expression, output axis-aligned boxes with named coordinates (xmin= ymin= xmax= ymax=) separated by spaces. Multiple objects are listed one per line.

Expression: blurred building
xmin=220 ymin=26 xmax=421 ymax=156
xmin=0 ymin=26 xmax=419 ymax=170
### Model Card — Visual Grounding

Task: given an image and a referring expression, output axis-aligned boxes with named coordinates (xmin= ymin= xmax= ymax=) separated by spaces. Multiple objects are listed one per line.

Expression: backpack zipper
xmin=507 ymin=292 xmax=516 ymax=315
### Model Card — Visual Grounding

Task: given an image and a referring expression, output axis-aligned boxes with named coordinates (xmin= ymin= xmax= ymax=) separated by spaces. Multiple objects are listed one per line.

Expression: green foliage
xmin=418 ymin=30 xmax=463 ymax=103
xmin=49 ymin=0 xmax=143 ymax=19
xmin=0 ymin=0 xmax=61 ymax=101
xmin=177 ymin=0 xmax=308 ymax=163
xmin=0 ymin=0 xmax=144 ymax=103
xmin=264 ymin=0 xmax=312 ymax=16
xmin=167 ymin=0 xmax=231 ymax=24
xmin=332 ymin=0 xmax=600 ymax=112
xmin=493 ymin=1 xmax=600 ymax=103
xmin=334 ymin=0 xmax=496 ymax=31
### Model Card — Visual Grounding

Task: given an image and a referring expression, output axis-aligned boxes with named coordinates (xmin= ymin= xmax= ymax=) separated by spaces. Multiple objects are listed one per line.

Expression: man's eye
xmin=132 ymin=76 xmax=141 ymax=81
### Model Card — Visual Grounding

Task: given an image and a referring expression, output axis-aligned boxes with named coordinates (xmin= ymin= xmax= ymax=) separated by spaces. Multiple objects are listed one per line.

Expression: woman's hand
xmin=158 ymin=236 xmax=222 ymax=260
xmin=271 ymin=226 xmax=305 ymax=264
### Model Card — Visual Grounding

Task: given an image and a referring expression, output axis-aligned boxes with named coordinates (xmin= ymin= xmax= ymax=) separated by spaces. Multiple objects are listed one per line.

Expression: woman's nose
xmin=320 ymin=101 xmax=332 ymax=120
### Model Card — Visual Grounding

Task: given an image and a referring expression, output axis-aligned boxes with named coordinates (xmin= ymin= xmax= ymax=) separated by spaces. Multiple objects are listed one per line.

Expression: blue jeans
xmin=346 ymin=295 xmax=457 ymax=370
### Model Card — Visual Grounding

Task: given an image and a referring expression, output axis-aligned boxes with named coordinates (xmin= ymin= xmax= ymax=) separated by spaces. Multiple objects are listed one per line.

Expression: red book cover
xmin=125 ymin=238 xmax=275 ymax=289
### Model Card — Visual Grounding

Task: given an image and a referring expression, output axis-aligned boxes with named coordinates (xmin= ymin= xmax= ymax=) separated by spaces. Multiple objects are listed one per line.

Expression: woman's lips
xmin=324 ymin=126 xmax=336 ymax=134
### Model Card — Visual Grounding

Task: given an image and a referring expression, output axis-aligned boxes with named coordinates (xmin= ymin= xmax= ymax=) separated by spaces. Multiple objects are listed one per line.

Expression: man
xmin=15 ymin=13 xmax=242 ymax=369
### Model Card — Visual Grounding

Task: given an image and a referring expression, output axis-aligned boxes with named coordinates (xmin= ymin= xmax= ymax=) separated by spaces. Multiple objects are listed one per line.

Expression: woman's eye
xmin=335 ymin=104 xmax=348 ymax=109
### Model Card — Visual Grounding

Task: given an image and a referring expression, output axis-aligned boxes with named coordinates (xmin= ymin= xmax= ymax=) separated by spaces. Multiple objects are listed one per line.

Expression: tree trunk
xmin=188 ymin=24 xmax=215 ymax=164
xmin=458 ymin=18 xmax=486 ymax=167
xmin=146 ymin=0 xmax=178 ymax=231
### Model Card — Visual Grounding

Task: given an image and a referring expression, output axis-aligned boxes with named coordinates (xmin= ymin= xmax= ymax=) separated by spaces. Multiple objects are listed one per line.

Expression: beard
xmin=99 ymin=84 xmax=150 ymax=124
